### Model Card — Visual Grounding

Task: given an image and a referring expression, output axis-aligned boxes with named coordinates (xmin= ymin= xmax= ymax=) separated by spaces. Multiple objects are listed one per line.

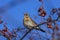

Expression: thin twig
xmin=37 ymin=19 xmax=59 ymax=27
xmin=20 ymin=29 xmax=33 ymax=40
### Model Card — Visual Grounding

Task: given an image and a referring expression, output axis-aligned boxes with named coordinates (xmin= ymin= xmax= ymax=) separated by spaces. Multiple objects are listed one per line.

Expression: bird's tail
xmin=39 ymin=28 xmax=45 ymax=32
xmin=35 ymin=27 xmax=46 ymax=32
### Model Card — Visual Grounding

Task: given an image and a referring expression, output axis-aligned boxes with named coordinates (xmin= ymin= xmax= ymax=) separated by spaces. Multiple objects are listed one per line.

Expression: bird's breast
xmin=25 ymin=21 xmax=34 ymax=26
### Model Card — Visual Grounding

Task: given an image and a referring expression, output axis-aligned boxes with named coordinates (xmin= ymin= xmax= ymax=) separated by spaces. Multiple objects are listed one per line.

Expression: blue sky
xmin=0 ymin=0 xmax=60 ymax=40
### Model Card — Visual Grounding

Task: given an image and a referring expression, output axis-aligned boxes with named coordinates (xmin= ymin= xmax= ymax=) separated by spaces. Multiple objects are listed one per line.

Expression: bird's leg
xmin=20 ymin=29 xmax=32 ymax=40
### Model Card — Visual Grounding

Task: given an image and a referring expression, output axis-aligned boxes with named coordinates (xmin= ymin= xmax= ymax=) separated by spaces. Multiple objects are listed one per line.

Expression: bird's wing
xmin=30 ymin=18 xmax=37 ymax=26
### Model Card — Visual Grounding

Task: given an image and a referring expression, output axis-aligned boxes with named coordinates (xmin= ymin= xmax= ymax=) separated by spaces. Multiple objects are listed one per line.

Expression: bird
xmin=23 ymin=13 xmax=46 ymax=32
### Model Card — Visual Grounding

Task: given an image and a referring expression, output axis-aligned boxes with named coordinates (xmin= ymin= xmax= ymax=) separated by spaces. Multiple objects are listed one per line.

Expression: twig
xmin=37 ymin=19 xmax=59 ymax=27
xmin=20 ymin=29 xmax=33 ymax=40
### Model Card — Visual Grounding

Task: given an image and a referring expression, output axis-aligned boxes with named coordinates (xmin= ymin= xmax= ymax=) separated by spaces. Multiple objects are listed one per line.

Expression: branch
xmin=37 ymin=19 xmax=59 ymax=27
xmin=20 ymin=29 xmax=32 ymax=40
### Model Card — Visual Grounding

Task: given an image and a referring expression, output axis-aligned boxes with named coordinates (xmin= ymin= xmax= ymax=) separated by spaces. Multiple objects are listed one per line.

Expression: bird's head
xmin=24 ymin=13 xmax=30 ymax=21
